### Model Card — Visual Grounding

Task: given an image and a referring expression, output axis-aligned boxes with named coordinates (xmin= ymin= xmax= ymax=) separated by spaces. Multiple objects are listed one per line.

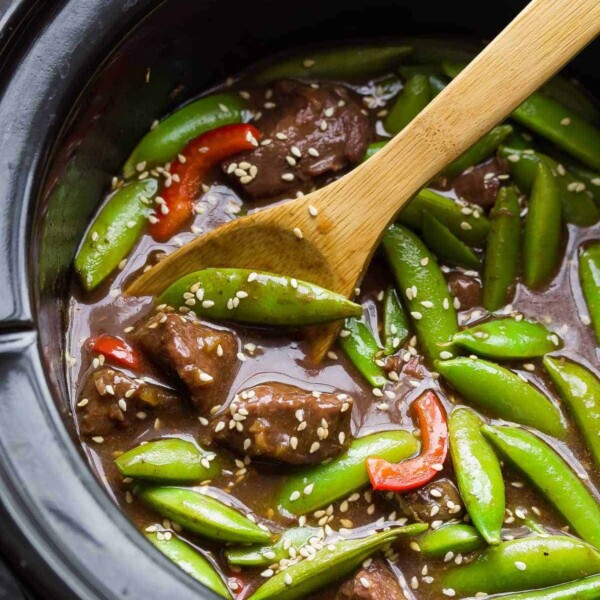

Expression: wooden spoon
xmin=127 ymin=0 xmax=600 ymax=360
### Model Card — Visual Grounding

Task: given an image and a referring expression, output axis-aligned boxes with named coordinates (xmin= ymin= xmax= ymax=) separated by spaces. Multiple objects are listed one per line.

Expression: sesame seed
xmin=560 ymin=117 xmax=571 ymax=126
xmin=442 ymin=589 xmax=456 ymax=597
xmin=289 ymin=491 xmax=301 ymax=501
xmin=508 ymin=154 xmax=520 ymax=162
xmin=439 ymin=351 xmax=453 ymax=360
xmin=411 ymin=311 xmax=423 ymax=320
xmin=515 ymin=561 xmax=527 ymax=571
xmin=308 ymin=205 xmax=318 ymax=217
xmin=303 ymin=58 xmax=316 ymax=68
xmin=307 ymin=147 xmax=320 ymax=157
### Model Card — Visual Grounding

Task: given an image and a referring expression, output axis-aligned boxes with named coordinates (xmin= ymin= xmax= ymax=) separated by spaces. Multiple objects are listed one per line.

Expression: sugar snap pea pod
xmin=482 ymin=186 xmax=521 ymax=312
xmin=462 ymin=574 xmax=600 ymax=600
xmin=139 ymin=487 xmax=272 ymax=543
xmin=558 ymin=158 xmax=600 ymax=205
xmin=482 ymin=425 xmax=600 ymax=549
xmin=544 ymin=355 xmax=600 ymax=469
xmin=159 ymin=268 xmax=362 ymax=326
xmin=123 ymin=93 xmax=245 ymax=178
xmin=452 ymin=318 xmax=561 ymax=359
xmin=383 ymin=224 xmax=459 ymax=361
xmin=384 ymin=74 xmax=431 ymax=134
xmin=251 ymin=45 xmax=412 ymax=84
xmin=417 ymin=523 xmax=484 ymax=558
xmin=523 ymin=162 xmax=562 ymax=289
xmin=422 ymin=212 xmax=481 ymax=269
xmin=398 ymin=64 xmax=444 ymax=79
xmin=399 ymin=188 xmax=490 ymax=246
xmin=498 ymin=146 xmax=599 ymax=226
xmin=225 ymin=526 xmax=319 ymax=567
xmin=435 ymin=358 xmax=566 ymax=438
xmin=339 ymin=318 xmax=387 ymax=387
xmin=428 ymin=74 xmax=448 ymax=96
xmin=75 ymin=178 xmax=157 ymax=291
xmin=580 ymin=242 xmax=600 ymax=342
xmin=442 ymin=535 xmax=600 ymax=596
xmin=115 ymin=438 xmax=219 ymax=482
xmin=277 ymin=430 xmax=419 ymax=516
xmin=248 ymin=525 xmax=427 ymax=600
xmin=362 ymin=140 xmax=387 ymax=162
xmin=444 ymin=125 xmax=513 ymax=178
xmin=449 ymin=408 xmax=504 ymax=544
xmin=146 ymin=532 xmax=230 ymax=598
xmin=382 ymin=285 xmax=410 ymax=356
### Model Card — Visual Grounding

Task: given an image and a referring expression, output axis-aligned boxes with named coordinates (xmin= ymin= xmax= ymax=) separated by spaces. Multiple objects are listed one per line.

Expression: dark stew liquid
xmin=66 ymin=41 xmax=600 ymax=600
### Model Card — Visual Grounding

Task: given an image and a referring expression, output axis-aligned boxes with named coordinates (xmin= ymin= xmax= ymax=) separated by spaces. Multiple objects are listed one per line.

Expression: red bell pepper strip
xmin=149 ymin=123 xmax=261 ymax=241
xmin=88 ymin=334 xmax=141 ymax=370
xmin=367 ymin=390 xmax=448 ymax=491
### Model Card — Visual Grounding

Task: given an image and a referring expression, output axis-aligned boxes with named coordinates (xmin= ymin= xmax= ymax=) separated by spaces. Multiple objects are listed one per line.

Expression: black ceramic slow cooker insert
xmin=0 ymin=1 xmax=597 ymax=598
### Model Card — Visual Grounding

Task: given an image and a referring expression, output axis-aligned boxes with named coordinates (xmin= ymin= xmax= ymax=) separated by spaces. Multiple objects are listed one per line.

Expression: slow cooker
xmin=0 ymin=0 xmax=597 ymax=598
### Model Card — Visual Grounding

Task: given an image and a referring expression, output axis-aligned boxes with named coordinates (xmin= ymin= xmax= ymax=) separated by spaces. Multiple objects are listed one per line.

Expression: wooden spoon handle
xmin=323 ymin=0 xmax=600 ymax=238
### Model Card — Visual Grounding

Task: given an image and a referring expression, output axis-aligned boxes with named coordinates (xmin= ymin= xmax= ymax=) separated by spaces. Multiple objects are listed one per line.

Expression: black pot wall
xmin=0 ymin=0 xmax=597 ymax=598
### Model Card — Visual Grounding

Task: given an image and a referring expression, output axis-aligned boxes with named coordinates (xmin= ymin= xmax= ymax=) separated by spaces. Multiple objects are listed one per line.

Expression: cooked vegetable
xmin=579 ymin=241 xmax=600 ymax=342
xmin=383 ymin=224 xmax=459 ymax=361
xmin=115 ymin=438 xmax=219 ymax=482
xmin=382 ymin=285 xmax=410 ymax=355
xmin=523 ymin=162 xmax=562 ymax=288
xmin=139 ymin=487 xmax=273 ymax=543
xmin=75 ymin=178 xmax=157 ymax=291
xmin=278 ymin=431 xmax=419 ymax=515
xmin=482 ymin=425 xmax=600 ymax=549
xmin=452 ymin=318 xmax=560 ymax=359
xmin=367 ymin=390 xmax=447 ymax=491
xmin=435 ymin=358 xmax=566 ymax=438
xmin=339 ymin=318 xmax=387 ymax=387
xmin=123 ymin=93 xmax=246 ymax=177
xmin=87 ymin=334 xmax=142 ymax=370
xmin=146 ymin=532 xmax=230 ymax=598
xmin=384 ymin=74 xmax=431 ymax=134
xmin=418 ymin=524 xmax=484 ymax=558
xmin=482 ymin=186 xmax=521 ymax=311
xmin=159 ymin=268 xmax=362 ymax=326
xmin=449 ymin=408 xmax=504 ymax=544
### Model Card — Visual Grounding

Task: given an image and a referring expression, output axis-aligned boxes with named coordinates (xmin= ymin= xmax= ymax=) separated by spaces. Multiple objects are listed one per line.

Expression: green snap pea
xmin=384 ymin=74 xmax=431 ymax=134
xmin=159 ymin=268 xmax=362 ymax=327
xmin=139 ymin=487 xmax=273 ymax=544
xmin=558 ymin=158 xmax=600 ymax=205
xmin=146 ymin=532 xmax=230 ymax=598
xmin=225 ymin=526 xmax=320 ymax=567
xmin=511 ymin=93 xmax=600 ymax=171
xmin=580 ymin=242 xmax=600 ymax=342
xmin=544 ymin=355 xmax=600 ymax=469
xmin=482 ymin=425 xmax=600 ymax=549
xmin=277 ymin=431 xmax=419 ymax=516
xmin=541 ymin=75 xmax=600 ymax=126
xmin=428 ymin=74 xmax=448 ymax=96
xmin=75 ymin=178 xmax=157 ymax=291
xmin=462 ymin=574 xmax=600 ymax=600
xmin=444 ymin=125 xmax=513 ymax=178
xmin=498 ymin=146 xmax=599 ymax=226
xmin=248 ymin=525 xmax=427 ymax=600
xmin=435 ymin=358 xmax=566 ymax=438
xmin=382 ymin=285 xmax=410 ymax=356
xmin=251 ymin=45 xmax=413 ymax=84
xmin=383 ymin=224 xmax=459 ymax=361
xmin=339 ymin=318 xmax=387 ymax=387
xmin=523 ymin=162 xmax=562 ymax=289
xmin=449 ymin=408 xmax=504 ymax=544
xmin=482 ymin=186 xmax=521 ymax=312
xmin=400 ymin=188 xmax=490 ymax=246
xmin=123 ymin=93 xmax=245 ymax=177
xmin=452 ymin=318 xmax=561 ymax=359
xmin=398 ymin=64 xmax=444 ymax=79
xmin=115 ymin=438 xmax=219 ymax=483
xmin=362 ymin=140 xmax=388 ymax=162
xmin=417 ymin=524 xmax=484 ymax=558
xmin=422 ymin=212 xmax=481 ymax=269
xmin=442 ymin=535 xmax=600 ymax=596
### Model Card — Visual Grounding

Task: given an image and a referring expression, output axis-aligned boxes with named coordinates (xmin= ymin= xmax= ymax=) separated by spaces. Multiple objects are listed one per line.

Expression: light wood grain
xmin=127 ymin=0 xmax=600 ymax=360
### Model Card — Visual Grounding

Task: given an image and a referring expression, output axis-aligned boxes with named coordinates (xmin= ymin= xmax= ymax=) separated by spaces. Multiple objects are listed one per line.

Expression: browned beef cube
xmin=222 ymin=80 xmax=369 ymax=198
xmin=78 ymin=367 xmax=182 ymax=436
xmin=211 ymin=382 xmax=353 ymax=464
xmin=445 ymin=272 xmax=482 ymax=310
xmin=452 ymin=156 xmax=509 ymax=209
xmin=335 ymin=558 xmax=405 ymax=600
xmin=133 ymin=313 xmax=238 ymax=413
xmin=397 ymin=478 xmax=464 ymax=523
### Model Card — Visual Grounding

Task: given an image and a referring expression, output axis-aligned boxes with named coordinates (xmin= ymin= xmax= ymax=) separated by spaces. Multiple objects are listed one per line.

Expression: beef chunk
xmin=78 ymin=367 xmax=182 ymax=436
xmin=222 ymin=80 xmax=369 ymax=198
xmin=452 ymin=156 xmax=509 ymax=209
xmin=211 ymin=383 xmax=353 ymax=464
xmin=133 ymin=313 xmax=238 ymax=412
xmin=384 ymin=355 xmax=427 ymax=380
xmin=397 ymin=478 xmax=464 ymax=523
xmin=334 ymin=559 xmax=405 ymax=600
xmin=446 ymin=272 xmax=482 ymax=311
